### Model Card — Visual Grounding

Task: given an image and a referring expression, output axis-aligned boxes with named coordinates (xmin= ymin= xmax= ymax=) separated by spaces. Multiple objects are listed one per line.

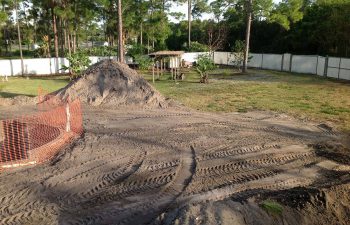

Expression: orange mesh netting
xmin=0 ymin=97 xmax=83 ymax=170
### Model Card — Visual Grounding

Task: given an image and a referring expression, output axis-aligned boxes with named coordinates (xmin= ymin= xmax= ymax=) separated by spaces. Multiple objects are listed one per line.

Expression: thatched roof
xmin=149 ymin=51 xmax=185 ymax=57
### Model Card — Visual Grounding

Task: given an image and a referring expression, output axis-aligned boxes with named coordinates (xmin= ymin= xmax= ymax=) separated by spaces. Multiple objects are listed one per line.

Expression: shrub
xmin=134 ymin=55 xmax=153 ymax=70
xmin=127 ymin=44 xmax=146 ymax=58
xmin=62 ymin=51 xmax=91 ymax=79
xmin=196 ymin=54 xmax=216 ymax=83
xmin=81 ymin=46 xmax=117 ymax=57
xmin=187 ymin=41 xmax=209 ymax=52
xmin=230 ymin=40 xmax=245 ymax=71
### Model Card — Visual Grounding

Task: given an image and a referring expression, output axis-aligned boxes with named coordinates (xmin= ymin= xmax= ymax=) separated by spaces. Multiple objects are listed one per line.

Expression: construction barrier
xmin=0 ymin=98 xmax=83 ymax=169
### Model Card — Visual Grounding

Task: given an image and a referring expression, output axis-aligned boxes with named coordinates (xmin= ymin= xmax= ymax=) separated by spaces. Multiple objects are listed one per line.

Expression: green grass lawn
xmin=0 ymin=76 xmax=69 ymax=98
xmin=141 ymin=68 xmax=350 ymax=131
xmin=1 ymin=68 xmax=350 ymax=131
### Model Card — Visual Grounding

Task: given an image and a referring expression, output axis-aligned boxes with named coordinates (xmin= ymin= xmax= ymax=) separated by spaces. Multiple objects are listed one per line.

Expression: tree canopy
xmin=0 ymin=0 xmax=349 ymax=58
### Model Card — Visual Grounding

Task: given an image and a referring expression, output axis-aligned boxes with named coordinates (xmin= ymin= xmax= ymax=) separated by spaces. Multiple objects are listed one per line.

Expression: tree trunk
xmin=52 ymin=8 xmax=59 ymax=58
xmin=243 ymin=0 xmax=252 ymax=73
xmin=67 ymin=29 xmax=71 ymax=55
xmin=15 ymin=0 xmax=24 ymax=76
xmin=73 ymin=1 xmax=78 ymax=53
xmin=140 ymin=22 xmax=143 ymax=47
xmin=188 ymin=0 xmax=192 ymax=49
xmin=117 ymin=0 xmax=124 ymax=63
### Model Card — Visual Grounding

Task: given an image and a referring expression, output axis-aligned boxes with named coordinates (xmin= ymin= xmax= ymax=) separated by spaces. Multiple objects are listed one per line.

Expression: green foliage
xmin=260 ymin=200 xmax=283 ymax=215
xmin=134 ymin=55 xmax=152 ymax=70
xmin=127 ymin=44 xmax=146 ymax=58
xmin=231 ymin=40 xmax=245 ymax=71
xmin=62 ymin=52 xmax=91 ymax=78
xmin=269 ymin=0 xmax=304 ymax=30
xmin=196 ymin=54 xmax=216 ymax=83
xmin=81 ymin=47 xmax=117 ymax=57
xmin=0 ymin=11 xmax=7 ymax=25
xmin=187 ymin=41 xmax=209 ymax=52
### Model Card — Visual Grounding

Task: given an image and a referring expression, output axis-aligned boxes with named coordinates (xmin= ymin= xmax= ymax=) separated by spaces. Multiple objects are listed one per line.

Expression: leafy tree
xmin=231 ymin=40 xmax=245 ymax=71
xmin=134 ymin=55 xmax=152 ymax=70
xmin=269 ymin=0 xmax=304 ymax=30
xmin=61 ymin=51 xmax=91 ymax=79
xmin=195 ymin=53 xmax=216 ymax=83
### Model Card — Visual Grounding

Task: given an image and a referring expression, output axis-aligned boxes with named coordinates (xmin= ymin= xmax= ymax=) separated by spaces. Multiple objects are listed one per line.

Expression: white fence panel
xmin=339 ymin=69 xmax=350 ymax=80
xmin=262 ymin=54 xmax=283 ymax=70
xmin=282 ymin=54 xmax=291 ymax=71
xmin=340 ymin=58 xmax=350 ymax=69
xmin=214 ymin=52 xmax=229 ymax=65
xmin=291 ymin=55 xmax=318 ymax=74
xmin=182 ymin=52 xmax=208 ymax=63
xmin=317 ymin=56 xmax=326 ymax=76
xmin=0 ymin=60 xmax=16 ymax=76
xmin=248 ymin=53 xmax=262 ymax=68
xmin=328 ymin=57 xmax=340 ymax=68
xmin=327 ymin=57 xmax=340 ymax=78
xmin=339 ymin=58 xmax=350 ymax=80
xmin=327 ymin=68 xmax=339 ymax=78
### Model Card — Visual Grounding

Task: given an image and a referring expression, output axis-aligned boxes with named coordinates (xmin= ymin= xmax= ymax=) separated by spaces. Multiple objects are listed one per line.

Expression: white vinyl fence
xmin=0 ymin=56 xmax=133 ymax=77
xmin=0 ymin=53 xmax=349 ymax=81
xmin=182 ymin=52 xmax=350 ymax=81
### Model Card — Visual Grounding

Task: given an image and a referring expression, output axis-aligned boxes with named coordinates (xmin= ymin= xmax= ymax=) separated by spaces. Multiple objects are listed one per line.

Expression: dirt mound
xmin=55 ymin=59 xmax=167 ymax=108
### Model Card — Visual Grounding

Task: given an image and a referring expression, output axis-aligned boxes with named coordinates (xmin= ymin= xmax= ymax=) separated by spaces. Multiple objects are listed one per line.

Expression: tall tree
xmin=188 ymin=0 xmax=191 ymax=48
xmin=243 ymin=0 xmax=252 ymax=73
xmin=117 ymin=0 xmax=124 ymax=62
xmin=15 ymin=0 xmax=24 ymax=76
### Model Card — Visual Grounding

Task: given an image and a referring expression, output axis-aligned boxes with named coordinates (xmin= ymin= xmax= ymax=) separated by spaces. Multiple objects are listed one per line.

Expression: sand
xmin=0 ymin=106 xmax=349 ymax=225
xmin=0 ymin=63 xmax=349 ymax=224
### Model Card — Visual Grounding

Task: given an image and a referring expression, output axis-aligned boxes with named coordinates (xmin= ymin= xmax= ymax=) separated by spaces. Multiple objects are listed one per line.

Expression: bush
xmin=196 ymin=54 xmax=216 ymax=83
xmin=231 ymin=40 xmax=252 ymax=72
xmin=61 ymin=51 xmax=91 ymax=79
xmin=186 ymin=41 xmax=209 ymax=52
xmin=81 ymin=46 xmax=117 ymax=57
xmin=127 ymin=44 xmax=146 ymax=58
xmin=134 ymin=55 xmax=152 ymax=70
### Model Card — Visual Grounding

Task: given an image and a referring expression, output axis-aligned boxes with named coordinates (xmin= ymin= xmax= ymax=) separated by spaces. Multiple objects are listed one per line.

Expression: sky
xmin=169 ymin=0 xmax=282 ymax=22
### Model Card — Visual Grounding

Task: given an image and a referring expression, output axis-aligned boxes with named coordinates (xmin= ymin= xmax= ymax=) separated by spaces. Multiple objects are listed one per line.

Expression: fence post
xmin=261 ymin=53 xmax=264 ymax=69
xmin=66 ymin=103 xmax=71 ymax=132
xmin=281 ymin=54 xmax=284 ymax=71
xmin=289 ymin=54 xmax=293 ymax=72
xmin=316 ymin=56 xmax=319 ymax=75
xmin=338 ymin=57 xmax=342 ymax=79
xmin=324 ymin=56 xmax=329 ymax=77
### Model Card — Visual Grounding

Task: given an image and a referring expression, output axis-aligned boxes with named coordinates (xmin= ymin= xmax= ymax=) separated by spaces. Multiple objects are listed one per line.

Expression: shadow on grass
xmin=0 ymin=92 xmax=35 ymax=98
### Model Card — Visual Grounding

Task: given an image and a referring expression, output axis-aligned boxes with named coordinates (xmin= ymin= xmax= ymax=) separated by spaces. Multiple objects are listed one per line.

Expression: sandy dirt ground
xmin=0 ymin=104 xmax=349 ymax=225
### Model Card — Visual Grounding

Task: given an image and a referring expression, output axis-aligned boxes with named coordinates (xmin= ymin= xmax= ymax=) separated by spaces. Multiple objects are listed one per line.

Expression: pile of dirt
xmin=54 ymin=59 xmax=167 ymax=108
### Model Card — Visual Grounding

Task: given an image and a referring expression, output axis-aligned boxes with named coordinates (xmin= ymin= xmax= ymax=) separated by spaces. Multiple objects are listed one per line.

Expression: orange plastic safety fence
xmin=37 ymin=86 xmax=63 ymax=110
xmin=0 ymin=99 xmax=83 ymax=170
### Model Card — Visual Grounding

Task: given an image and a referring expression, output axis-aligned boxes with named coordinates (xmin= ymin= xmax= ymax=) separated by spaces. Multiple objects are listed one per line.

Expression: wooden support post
xmin=152 ymin=60 xmax=155 ymax=83
xmin=157 ymin=61 xmax=160 ymax=80
xmin=66 ymin=104 xmax=71 ymax=132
